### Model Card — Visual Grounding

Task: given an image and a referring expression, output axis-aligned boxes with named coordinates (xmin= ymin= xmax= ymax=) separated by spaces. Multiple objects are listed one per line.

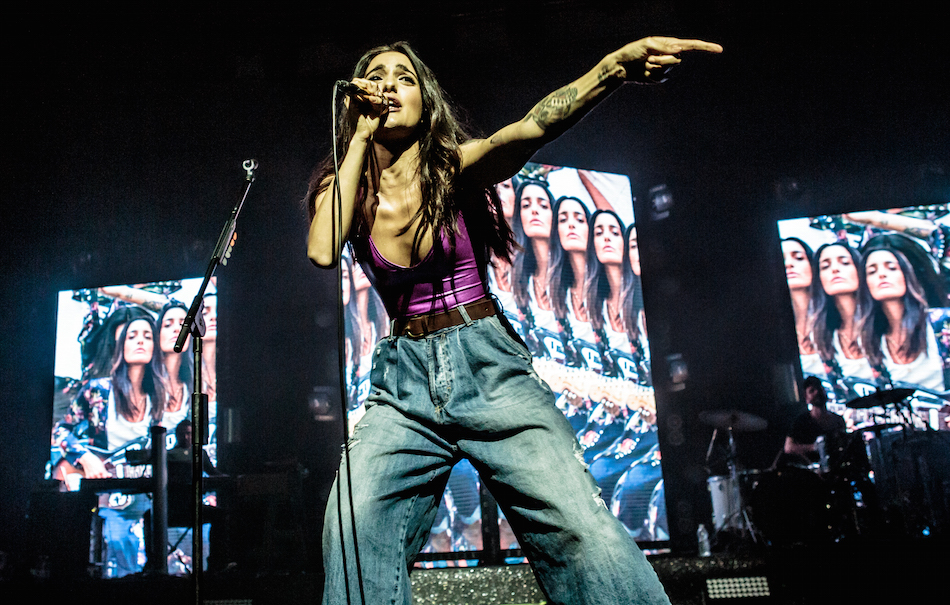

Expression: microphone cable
xmin=330 ymin=79 xmax=367 ymax=605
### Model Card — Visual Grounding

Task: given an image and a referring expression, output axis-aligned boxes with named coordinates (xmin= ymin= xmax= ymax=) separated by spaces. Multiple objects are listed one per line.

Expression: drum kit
xmin=847 ymin=389 xmax=950 ymax=539
xmin=701 ymin=387 xmax=949 ymax=549
xmin=700 ymin=410 xmax=768 ymax=544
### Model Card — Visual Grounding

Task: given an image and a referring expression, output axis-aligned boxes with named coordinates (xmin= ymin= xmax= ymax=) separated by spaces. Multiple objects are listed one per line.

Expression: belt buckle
xmin=406 ymin=316 xmax=428 ymax=338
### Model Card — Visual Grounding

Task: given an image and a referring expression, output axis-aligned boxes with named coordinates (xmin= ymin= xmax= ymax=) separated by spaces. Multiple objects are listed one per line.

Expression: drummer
xmin=781 ymin=376 xmax=847 ymax=466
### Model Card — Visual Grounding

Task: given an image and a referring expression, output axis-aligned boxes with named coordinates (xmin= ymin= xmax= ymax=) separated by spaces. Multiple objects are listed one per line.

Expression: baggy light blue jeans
xmin=322 ymin=311 xmax=671 ymax=605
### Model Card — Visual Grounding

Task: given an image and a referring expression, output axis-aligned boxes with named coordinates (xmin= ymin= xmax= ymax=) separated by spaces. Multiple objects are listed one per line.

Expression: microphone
xmin=335 ymin=80 xmax=389 ymax=111
xmin=335 ymin=80 xmax=365 ymax=97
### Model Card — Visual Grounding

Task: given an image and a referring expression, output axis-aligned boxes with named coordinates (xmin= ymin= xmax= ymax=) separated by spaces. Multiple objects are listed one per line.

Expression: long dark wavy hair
xmin=305 ymin=41 xmax=514 ymax=269
xmin=111 ymin=316 xmax=167 ymax=424
xmin=782 ymin=237 xmax=815 ymax=283
xmin=586 ymin=209 xmax=626 ymax=333
xmin=158 ymin=301 xmax=194 ymax=386
xmin=808 ymin=242 xmax=865 ymax=362
xmin=510 ymin=179 xmax=554 ymax=312
xmin=548 ymin=196 xmax=591 ymax=321
xmin=83 ymin=305 xmax=154 ymax=381
xmin=858 ymin=244 xmax=931 ymax=368
xmin=622 ymin=224 xmax=645 ymax=345
xmin=862 ymin=232 xmax=948 ymax=307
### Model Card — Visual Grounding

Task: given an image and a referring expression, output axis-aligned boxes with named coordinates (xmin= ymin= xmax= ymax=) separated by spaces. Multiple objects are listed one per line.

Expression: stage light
xmin=705 ymin=576 xmax=771 ymax=599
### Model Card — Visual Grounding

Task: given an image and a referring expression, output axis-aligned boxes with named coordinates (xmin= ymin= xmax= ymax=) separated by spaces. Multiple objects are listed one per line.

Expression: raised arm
xmin=460 ymin=36 xmax=722 ymax=187
xmin=98 ymin=286 xmax=167 ymax=313
xmin=843 ymin=211 xmax=939 ymax=240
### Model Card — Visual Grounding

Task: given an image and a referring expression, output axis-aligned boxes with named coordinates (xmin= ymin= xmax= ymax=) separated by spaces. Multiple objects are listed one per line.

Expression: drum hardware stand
xmin=701 ymin=411 xmax=767 ymax=547
xmin=723 ymin=426 xmax=760 ymax=543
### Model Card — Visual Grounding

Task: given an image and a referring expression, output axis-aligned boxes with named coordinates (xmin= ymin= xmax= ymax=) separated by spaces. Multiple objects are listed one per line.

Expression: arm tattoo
xmin=904 ymin=226 xmax=931 ymax=240
xmin=524 ymin=85 xmax=578 ymax=131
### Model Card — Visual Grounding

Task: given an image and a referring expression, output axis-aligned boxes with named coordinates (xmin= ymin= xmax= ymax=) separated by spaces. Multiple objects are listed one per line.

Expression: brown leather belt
xmin=392 ymin=298 xmax=496 ymax=338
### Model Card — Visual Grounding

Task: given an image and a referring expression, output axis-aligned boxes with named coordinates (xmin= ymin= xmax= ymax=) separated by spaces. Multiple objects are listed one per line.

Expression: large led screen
xmin=341 ymin=162 xmax=662 ymax=561
xmin=778 ymin=206 xmax=950 ymax=427
xmin=48 ymin=277 xmax=218 ymax=576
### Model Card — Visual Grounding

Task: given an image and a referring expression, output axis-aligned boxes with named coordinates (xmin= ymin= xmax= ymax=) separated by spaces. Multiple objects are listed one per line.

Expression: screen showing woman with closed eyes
xmin=778 ymin=206 xmax=950 ymax=429
xmin=48 ymin=277 xmax=219 ymax=576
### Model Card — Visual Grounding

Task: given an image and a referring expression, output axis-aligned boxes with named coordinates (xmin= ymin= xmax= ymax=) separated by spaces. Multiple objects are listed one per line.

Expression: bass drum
xmin=748 ymin=466 xmax=833 ymax=546
xmin=870 ymin=429 xmax=950 ymax=538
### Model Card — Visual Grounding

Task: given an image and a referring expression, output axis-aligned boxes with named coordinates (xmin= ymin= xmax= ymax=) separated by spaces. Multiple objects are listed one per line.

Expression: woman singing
xmin=306 ymin=37 xmax=721 ymax=605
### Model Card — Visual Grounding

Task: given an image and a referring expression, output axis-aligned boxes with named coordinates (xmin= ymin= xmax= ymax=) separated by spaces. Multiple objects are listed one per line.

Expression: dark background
xmin=2 ymin=1 xmax=947 ymax=564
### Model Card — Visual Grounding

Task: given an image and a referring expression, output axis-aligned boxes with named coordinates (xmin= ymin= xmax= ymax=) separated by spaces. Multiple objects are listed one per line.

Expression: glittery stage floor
xmin=408 ymin=538 xmax=945 ymax=605
xmin=8 ymin=536 xmax=945 ymax=605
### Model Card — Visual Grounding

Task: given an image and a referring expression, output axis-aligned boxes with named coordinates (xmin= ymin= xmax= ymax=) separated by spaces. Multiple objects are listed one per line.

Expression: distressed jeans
xmin=322 ymin=312 xmax=671 ymax=605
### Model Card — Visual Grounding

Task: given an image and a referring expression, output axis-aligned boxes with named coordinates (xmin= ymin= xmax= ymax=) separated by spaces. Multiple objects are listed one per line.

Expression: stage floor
xmin=410 ymin=538 xmax=944 ymax=605
xmin=7 ymin=537 xmax=945 ymax=604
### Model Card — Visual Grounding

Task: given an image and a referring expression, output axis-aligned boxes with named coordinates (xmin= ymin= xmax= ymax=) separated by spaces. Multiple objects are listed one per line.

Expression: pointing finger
xmin=660 ymin=38 xmax=724 ymax=54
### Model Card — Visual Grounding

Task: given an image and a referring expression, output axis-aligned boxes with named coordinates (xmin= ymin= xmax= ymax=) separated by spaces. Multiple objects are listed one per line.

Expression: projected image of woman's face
xmin=782 ymin=239 xmax=812 ymax=290
xmin=123 ymin=319 xmax=154 ymax=366
xmin=818 ymin=245 xmax=859 ymax=297
xmin=778 ymin=205 xmax=950 ymax=414
xmin=558 ymin=198 xmax=589 ymax=253
xmin=593 ymin=213 xmax=623 ymax=265
xmin=520 ymin=184 xmax=553 ymax=240
xmin=628 ymin=228 xmax=641 ymax=277
xmin=160 ymin=307 xmax=188 ymax=354
xmin=865 ymin=250 xmax=907 ymax=301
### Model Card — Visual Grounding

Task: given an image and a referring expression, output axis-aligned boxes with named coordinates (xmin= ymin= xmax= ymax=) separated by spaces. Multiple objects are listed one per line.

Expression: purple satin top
xmin=363 ymin=214 xmax=487 ymax=319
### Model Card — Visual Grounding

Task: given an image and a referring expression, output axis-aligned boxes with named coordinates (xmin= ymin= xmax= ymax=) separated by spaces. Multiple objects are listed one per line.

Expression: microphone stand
xmin=174 ymin=159 xmax=257 ymax=604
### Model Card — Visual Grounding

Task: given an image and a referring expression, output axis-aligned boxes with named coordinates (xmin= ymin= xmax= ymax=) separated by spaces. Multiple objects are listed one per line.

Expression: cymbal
xmin=699 ymin=410 xmax=767 ymax=432
xmin=845 ymin=388 xmax=915 ymax=409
